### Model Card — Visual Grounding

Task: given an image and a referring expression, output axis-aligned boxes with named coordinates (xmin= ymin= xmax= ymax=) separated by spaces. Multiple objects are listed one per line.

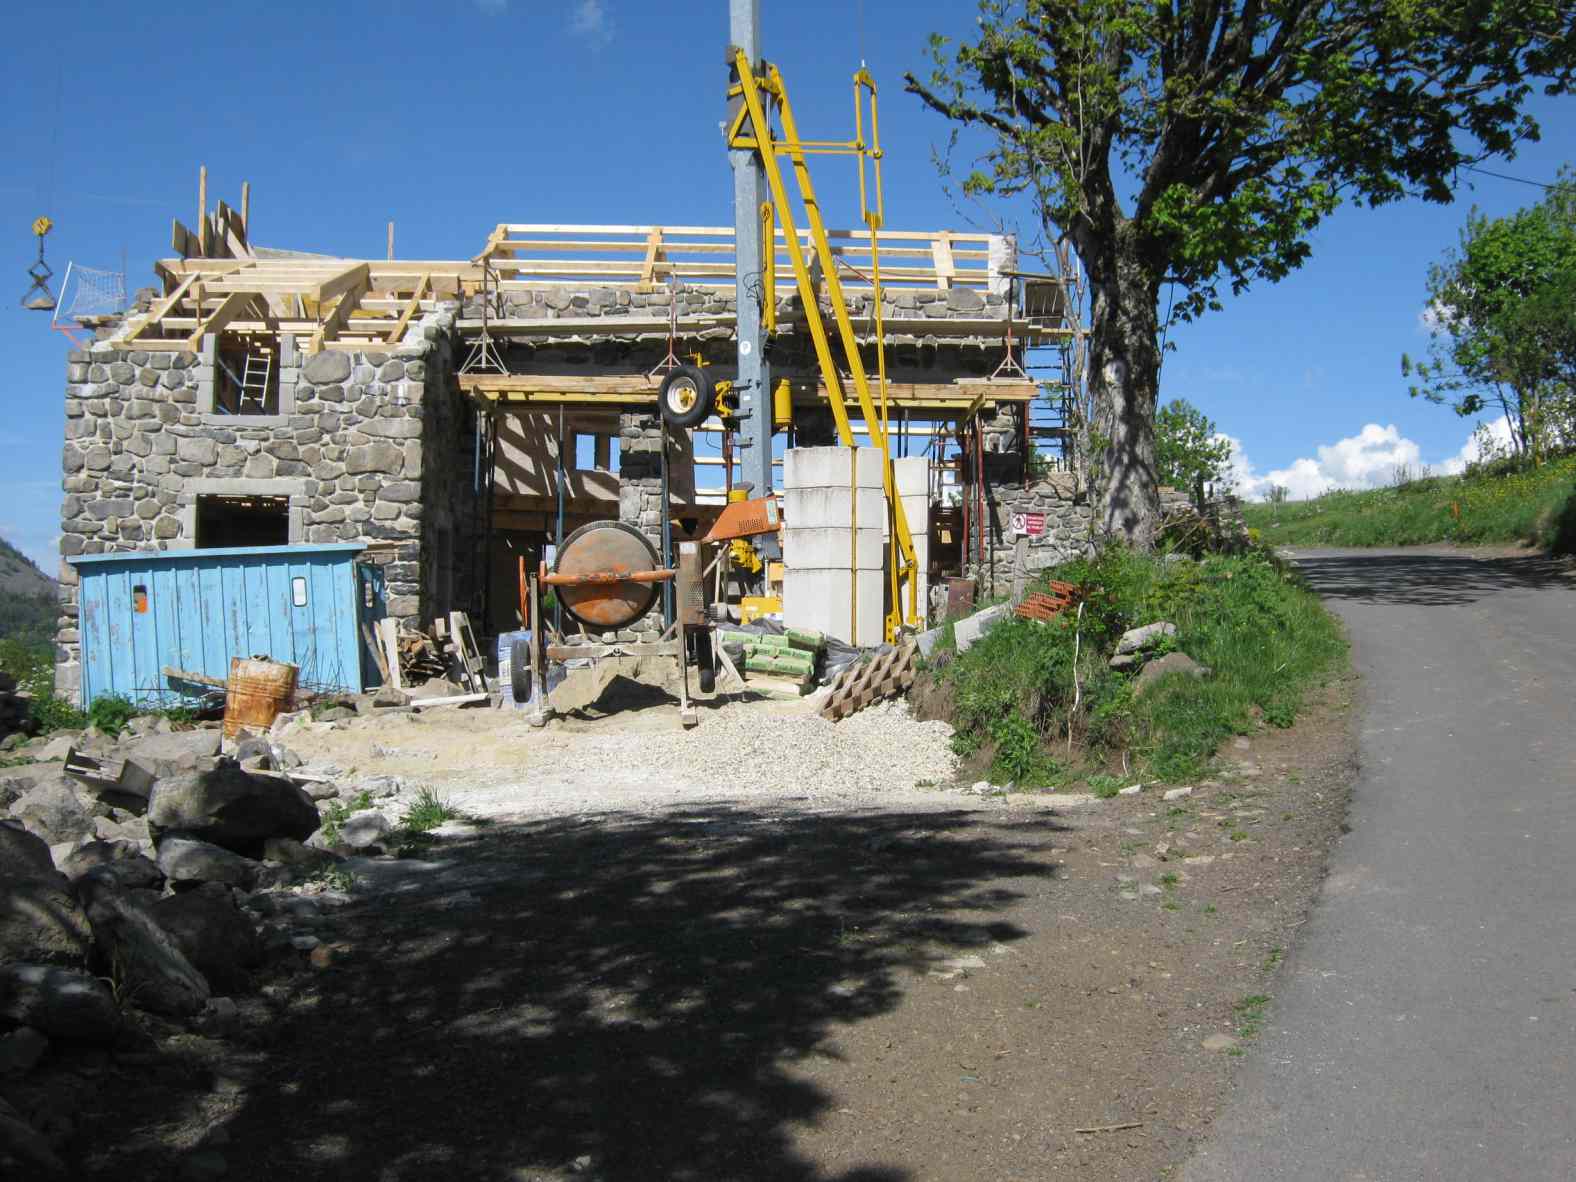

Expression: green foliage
xmin=1156 ymin=400 xmax=1233 ymax=493
xmin=906 ymin=3 xmax=1573 ymax=542
xmin=909 ymin=4 xmax=1575 ymax=326
xmin=28 ymin=695 xmax=86 ymax=736
xmin=1405 ymin=170 xmax=1576 ymax=460
xmin=1242 ymin=454 xmax=1576 ymax=551
xmin=939 ymin=547 xmax=1345 ymax=783
xmin=87 ymin=694 xmax=137 ymax=738
xmin=319 ymin=791 xmax=375 ymax=845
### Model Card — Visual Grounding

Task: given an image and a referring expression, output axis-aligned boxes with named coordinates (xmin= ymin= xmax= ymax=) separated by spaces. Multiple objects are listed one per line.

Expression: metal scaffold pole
xmin=729 ymin=0 xmax=773 ymax=497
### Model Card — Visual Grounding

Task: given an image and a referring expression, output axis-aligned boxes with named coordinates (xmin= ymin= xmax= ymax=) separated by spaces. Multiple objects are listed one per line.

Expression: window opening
xmin=214 ymin=333 xmax=280 ymax=415
xmin=196 ymin=495 xmax=289 ymax=548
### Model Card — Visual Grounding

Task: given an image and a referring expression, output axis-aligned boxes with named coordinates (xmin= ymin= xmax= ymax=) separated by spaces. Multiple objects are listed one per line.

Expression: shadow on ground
xmin=1291 ymin=549 xmax=1576 ymax=607
xmin=93 ymin=805 xmax=1060 ymax=1181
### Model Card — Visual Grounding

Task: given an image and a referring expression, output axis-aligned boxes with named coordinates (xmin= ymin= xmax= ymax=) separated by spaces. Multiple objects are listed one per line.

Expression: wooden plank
xmin=376 ymin=618 xmax=403 ymax=691
xmin=185 ymin=290 xmax=255 ymax=351
xmin=361 ymin=621 xmax=392 ymax=684
xmin=931 ymin=232 xmax=956 ymax=290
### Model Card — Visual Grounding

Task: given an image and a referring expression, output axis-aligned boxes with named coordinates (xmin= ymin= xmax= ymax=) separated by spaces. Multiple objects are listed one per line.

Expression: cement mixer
xmin=519 ymin=519 xmax=710 ymax=728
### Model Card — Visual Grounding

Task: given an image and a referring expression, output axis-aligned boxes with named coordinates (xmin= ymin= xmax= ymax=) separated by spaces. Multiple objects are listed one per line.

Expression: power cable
xmin=1459 ymin=164 xmax=1562 ymax=191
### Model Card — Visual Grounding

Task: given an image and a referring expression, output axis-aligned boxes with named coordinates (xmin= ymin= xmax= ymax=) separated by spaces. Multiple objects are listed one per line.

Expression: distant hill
xmin=0 ymin=536 xmax=58 ymax=648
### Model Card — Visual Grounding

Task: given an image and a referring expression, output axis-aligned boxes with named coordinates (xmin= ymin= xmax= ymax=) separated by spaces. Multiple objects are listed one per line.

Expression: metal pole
xmin=729 ymin=0 xmax=773 ymax=497
xmin=555 ymin=407 xmax=566 ymax=634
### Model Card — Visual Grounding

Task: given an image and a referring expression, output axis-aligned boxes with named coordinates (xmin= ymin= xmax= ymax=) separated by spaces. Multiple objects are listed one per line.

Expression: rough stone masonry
xmin=54 ymin=306 xmax=479 ymax=700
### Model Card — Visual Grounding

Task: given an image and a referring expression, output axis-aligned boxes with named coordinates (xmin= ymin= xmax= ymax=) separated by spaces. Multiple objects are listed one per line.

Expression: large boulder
xmin=149 ymin=884 xmax=262 ymax=992
xmin=155 ymin=833 xmax=259 ymax=889
xmin=0 ymin=1093 xmax=67 ymax=1176
xmin=78 ymin=879 xmax=210 ymax=1018
xmin=147 ymin=763 xmax=320 ymax=851
xmin=0 ymin=871 xmax=93 ymax=967
xmin=119 ymin=728 xmax=223 ymax=777
xmin=0 ymin=963 xmax=120 ymax=1041
xmin=9 ymin=778 xmax=101 ymax=845
xmin=63 ymin=840 xmax=164 ymax=892
xmin=0 ymin=820 xmax=55 ymax=878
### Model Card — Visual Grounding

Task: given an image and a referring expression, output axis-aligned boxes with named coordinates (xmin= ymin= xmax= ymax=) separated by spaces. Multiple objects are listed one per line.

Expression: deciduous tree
xmin=907 ymin=1 xmax=1576 ymax=545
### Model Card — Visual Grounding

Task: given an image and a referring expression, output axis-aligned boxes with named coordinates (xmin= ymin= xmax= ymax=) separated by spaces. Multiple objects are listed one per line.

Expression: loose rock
xmin=1115 ymin=621 xmax=1177 ymax=656
xmin=156 ymin=834 xmax=260 ymax=889
xmin=147 ymin=764 xmax=320 ymax=850
xmin=1134 ymin=651 xmax=1212 ymax=694
xmin=149 ymin=885 xmax=263 ymax=992
xmin=0 ymin=1027 xmax=48 ymax=1079
xmin=0 ymin=964 xmax=120 ymax=1041
xmin=79 ymin=879 xmax=211 ymax=1018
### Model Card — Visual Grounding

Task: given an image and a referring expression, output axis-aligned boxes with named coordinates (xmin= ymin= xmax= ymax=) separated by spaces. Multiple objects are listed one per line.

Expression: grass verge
xmin=1243 ymin=454 xmax=1576 ymax=552
xmin=933 ymin=545 xmax=1346 ymax=786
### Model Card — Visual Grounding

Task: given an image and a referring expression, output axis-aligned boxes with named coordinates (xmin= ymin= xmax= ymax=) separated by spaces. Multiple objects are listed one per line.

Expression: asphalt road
xmin=1182 ymin=547 xmax=1576 ymax=1182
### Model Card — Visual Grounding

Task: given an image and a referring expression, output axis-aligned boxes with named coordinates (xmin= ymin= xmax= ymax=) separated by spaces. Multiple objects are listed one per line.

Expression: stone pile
xmin=0 ymin=709 xmax=410 ymax=1174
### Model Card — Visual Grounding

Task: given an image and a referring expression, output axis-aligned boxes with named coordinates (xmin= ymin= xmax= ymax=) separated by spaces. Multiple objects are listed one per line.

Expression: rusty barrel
xmin=223 ymin=657 xmax=299 ymax=738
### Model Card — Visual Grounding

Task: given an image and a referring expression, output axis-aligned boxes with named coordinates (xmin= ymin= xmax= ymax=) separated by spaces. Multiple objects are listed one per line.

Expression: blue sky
xmin=2 ymin=0 xmax=1571 ymax=572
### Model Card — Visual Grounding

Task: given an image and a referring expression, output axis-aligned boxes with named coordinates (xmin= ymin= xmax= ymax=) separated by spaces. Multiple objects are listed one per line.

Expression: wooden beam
xmin=385 ymin=273 xmax=430 ymax=344
xmin=122 ymin=271 xmax=201 ymax=344
xmin=185 ymin=290 xmax=254 ymax=351
xmin=308 ymin=262 xmax=371 ymax=304
xmin=197 ymin=165 xmax=208 ymax=257
xmin=308 ymin=278 xmax=369 ymax=353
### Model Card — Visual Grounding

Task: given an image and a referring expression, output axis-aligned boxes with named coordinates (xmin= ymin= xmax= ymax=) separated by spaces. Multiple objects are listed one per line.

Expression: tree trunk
xmin=1083 ymin=229 xmax=1164 ymax=550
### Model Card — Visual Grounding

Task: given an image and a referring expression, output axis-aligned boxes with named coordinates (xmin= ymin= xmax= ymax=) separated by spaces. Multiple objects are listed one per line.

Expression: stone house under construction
xmin=53 ymin=191 xmax=1081 ymax=701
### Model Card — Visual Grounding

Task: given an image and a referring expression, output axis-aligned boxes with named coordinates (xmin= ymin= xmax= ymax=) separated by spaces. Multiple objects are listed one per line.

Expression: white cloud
xmin=1222 ymin=423 xmax=1442 ymax=501
xmin=568 ymin=0 xmax=613 ymax=45
xmin=1437 ymin=415 xmax=1516 ymax=474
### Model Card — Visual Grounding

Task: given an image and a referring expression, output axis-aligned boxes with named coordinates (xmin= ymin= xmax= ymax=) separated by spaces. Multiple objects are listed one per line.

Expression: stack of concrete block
xmin=782 ymin=446 xmax=886 ymax=649
xmin=892 ymin=456 xmax=931 ymax=629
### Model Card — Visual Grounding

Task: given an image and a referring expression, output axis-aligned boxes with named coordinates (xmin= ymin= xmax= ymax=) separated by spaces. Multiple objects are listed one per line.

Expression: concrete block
xmin=784 ymin=567 xmax=884 ymax=648
xmin=783 ymin=526 xmax=884 ymax=570
xmin=783 ymin=486 xmax=886 ymax=529
xmin=953 ymin=603 xmax=1010 ymax=654
xmin=892 ymin=455 xmax=929 ymax=498
xmin=783 ymin=446 xmax=883 ymax=490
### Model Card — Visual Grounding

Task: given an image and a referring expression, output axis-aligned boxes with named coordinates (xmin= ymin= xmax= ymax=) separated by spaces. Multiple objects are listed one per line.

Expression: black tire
xmin=658 ymin=364 xmax=715 ymax=429
xmin=510 ymin=638 xmax=532 ymax=702
xmin=692 ymin=629 xmax=716 ymax=694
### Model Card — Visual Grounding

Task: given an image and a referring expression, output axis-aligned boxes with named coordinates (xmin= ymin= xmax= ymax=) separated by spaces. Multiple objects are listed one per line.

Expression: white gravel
xmin=287 ymin=695 xmax=962 ymax=823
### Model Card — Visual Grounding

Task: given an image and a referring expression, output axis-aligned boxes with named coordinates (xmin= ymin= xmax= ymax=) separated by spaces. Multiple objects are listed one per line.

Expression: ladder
xmin=238 ymin=344 xmax=273 ymax=412
xmin=727 ymin=52 xmax=920 ymax=640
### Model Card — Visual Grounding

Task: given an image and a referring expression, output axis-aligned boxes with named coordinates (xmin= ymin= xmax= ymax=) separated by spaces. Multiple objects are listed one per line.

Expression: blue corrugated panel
xmin=69 ymin=544 xmax=375 ymax=707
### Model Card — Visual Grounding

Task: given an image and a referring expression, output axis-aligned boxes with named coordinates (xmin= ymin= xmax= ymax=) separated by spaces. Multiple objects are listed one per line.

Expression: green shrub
xmin=87 ymin=694 xmax=137 ymax=738
xmin=29 ymin=694 xmax=86 ymax=735
xmin=936 ymin=546 xmax=1345 ymax=783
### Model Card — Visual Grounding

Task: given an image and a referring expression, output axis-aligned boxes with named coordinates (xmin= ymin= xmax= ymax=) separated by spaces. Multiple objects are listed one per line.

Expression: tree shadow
xmin=1291 ymin=549 xmax=1576 ymax=607
xmin=89 ymin=805 xmax=1062 ymax=1181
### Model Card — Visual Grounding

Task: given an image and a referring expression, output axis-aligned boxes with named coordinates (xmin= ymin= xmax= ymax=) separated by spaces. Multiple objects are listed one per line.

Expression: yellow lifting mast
xmin=726 ymin=49 xmax=920 ymax=642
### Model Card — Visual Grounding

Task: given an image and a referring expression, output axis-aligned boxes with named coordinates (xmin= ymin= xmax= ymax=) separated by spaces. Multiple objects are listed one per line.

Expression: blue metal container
xmin=69 ymin=544 xmax=379 ymax=707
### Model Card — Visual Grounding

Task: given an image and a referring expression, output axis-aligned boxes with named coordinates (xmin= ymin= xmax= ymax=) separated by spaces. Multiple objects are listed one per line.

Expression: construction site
xmin=46 ymin=36 xmax=1100 ymax=715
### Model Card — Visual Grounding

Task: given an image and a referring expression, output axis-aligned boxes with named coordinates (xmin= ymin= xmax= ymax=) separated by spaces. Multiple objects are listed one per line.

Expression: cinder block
xmin=783 ymin=486 xmax=886 ymax=529
xmin=784 ymin=567 xmax=884 ymax=648
xmin=892 ymin=455 xmax=929 ymax=498
xmin=783 ymin=526 xmax=884 ymax=570
xmin=783 ymin=446 xmax=883 ymax=491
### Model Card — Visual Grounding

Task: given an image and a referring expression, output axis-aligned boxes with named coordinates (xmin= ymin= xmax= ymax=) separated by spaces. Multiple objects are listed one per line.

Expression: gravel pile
xmin=554 ymin=699 xmax=957 ymax=800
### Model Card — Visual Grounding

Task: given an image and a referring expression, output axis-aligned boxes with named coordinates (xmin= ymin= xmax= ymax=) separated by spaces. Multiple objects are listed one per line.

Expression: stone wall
xmin=54 ymin=307 xmax=474 ymax=701
xmin=960 ymin=478 xmax=1252 ymax=609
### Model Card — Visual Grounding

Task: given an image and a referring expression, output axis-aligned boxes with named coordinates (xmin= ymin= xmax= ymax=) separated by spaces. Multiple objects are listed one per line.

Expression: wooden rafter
xmin=309 ymin=279 xmax=370 ymax=353
xmin=386 ymin=273 xmax=430 ymax=344
xmin=123 ymin=272 xmax=202 ymax=345
xmin=309 ymin=262 xmax=371 ymax=304
xmin=186 ymin=291 xmax=255 ymax=351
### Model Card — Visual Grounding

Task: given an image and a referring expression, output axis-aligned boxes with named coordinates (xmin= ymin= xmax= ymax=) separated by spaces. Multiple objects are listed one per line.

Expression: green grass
xmin=938 ymin=545 xmax=1346 ymax=784
xmin=1243 ymin=454 xmax=1576 ymax=552
xmin=400 ymin=787 xmax=459 ymax=833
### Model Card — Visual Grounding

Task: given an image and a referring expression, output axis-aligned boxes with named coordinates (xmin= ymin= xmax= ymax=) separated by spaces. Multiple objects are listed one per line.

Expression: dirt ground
xmin=47 ymin=671 xmax=1358 ymax=1182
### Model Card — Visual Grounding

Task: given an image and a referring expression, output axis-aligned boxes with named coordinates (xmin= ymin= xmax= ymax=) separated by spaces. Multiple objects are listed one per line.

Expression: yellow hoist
xmin=725 ymin=52 xmax=920 ymax=641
